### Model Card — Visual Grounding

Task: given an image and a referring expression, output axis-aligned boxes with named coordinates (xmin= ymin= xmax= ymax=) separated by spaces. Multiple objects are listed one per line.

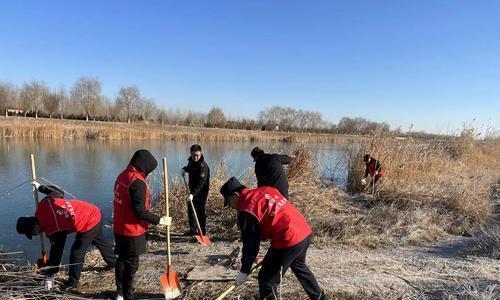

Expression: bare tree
xmin=157 ymin=108 xmax=168 ymax=125
xmin=207 ymin=106 xmax=226 ymax=128
xmin=20 ymin=81 xmax=49 ymax=118
xmin=0 ymin=82 xmax=17 ymax=117
xmin=57 ymin=87 xmax=68 ymax=120
xmin=140 ymin=97 xmax=157 ymax=124
xmin=43 ymin=89 xmax=63 ymax=118
xmin=116 ymin=85 xmax=141 ymax=123
xmin=71 ymin=77 xmax=102 ymax=121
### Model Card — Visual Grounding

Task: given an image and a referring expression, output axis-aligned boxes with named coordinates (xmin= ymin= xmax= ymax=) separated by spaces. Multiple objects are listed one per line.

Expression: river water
xmin=0 ymin=138 xmax=348 ymax=261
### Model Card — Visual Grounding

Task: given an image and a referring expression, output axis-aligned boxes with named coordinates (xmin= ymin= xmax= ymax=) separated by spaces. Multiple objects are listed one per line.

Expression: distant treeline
xmin=0 ymin=77 xmax=439 ymax=138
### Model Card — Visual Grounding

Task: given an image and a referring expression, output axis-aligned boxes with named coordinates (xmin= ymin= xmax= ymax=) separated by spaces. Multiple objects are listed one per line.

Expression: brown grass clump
xmin=468 ymin=224 xmax=500 ymax=259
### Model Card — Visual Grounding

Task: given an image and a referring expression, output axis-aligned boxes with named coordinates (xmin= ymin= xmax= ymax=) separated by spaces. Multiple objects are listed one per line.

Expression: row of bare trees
xmin=1 ymin=77 xmax=399 ymax=135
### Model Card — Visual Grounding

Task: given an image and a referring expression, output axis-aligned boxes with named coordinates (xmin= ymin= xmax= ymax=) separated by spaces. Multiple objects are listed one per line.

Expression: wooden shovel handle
xmin=30 ymin=154 xmax=46 ymax=255
xmin=162 ymin=158 xmax=172 ymax=266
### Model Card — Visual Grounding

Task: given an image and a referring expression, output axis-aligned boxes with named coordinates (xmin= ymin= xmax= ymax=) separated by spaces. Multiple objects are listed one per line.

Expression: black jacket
xmin=183 ymin=155 xmax=210 ymax=198
xmin=238 ymin=211 xmax=260 ymax=274
xmin=116 ymin=149 xmax=159 ymax=256
xmin=255 ymin=153 xmax=291 ymax=199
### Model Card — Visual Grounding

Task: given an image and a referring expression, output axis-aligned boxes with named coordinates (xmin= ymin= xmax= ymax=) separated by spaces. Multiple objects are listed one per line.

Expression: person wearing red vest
xmin=220 ymin=177 xmax=329 ymax=300
xmin=114 ymin=149 xmax=170 ymax=300
xmin=361 ymin=154 xmax=384 ymax=187
xmin=16 ymin=184 xmax=116 ymax=292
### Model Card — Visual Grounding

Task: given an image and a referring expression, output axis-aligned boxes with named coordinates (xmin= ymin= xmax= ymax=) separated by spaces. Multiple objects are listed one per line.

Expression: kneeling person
xmin=220 ymin=177 xmax=329 ymax=300
xmin=17 ymin=184 xmax=116 ymax=292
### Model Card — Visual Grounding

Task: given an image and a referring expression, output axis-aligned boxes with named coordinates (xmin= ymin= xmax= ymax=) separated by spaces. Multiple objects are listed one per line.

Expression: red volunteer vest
xmin=238 ymin=186 xmax=312 ymax=249
xmin=35 ymin=197 xmax=101 ymax=236
xmin=114 ymin=165 xmax=151 ymax=236
xmin=367 ymin=159 xmax=384 ymax=179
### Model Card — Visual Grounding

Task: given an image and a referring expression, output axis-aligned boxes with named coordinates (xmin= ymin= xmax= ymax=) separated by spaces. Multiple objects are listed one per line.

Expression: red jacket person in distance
xmin=16 ymin=184 xmax=116 ymax=292
xmin=220 ymin=177 xmax=329 ymax=300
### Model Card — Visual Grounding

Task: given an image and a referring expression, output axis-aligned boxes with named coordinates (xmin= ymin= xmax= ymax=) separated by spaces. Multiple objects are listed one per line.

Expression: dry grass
xmin=468 ymin=224 xmax=500 ymax=259
xmin=148 ymin=136 xmax=500 ymax=250
xmin=0 ymin=116 xmax=360 ymax=144
xmin=328 ymin=133 xmax=500 ymax=248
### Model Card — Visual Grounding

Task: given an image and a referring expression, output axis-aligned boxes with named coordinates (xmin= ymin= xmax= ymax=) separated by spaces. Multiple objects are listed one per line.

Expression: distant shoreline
xmin=0 ymin=117 xmax=366 ymax=143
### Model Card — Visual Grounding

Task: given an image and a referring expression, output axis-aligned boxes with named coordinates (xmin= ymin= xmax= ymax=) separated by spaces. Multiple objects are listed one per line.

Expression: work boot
xmin=182 ymin=230 xmax=196 ymax=236
xmin=62 ymin=280 xmax=80 ymax=293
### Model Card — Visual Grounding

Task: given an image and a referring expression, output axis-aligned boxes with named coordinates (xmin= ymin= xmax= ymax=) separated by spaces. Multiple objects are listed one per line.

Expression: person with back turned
xmin=251 ymin=146 xmax=292 ymax=199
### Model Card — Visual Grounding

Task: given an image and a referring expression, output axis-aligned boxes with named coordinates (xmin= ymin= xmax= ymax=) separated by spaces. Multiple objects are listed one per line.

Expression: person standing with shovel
xmin=114 ymin=150 xmax=171 ymax=300
xmin=181 ymin=144 xmax=210 ymax=237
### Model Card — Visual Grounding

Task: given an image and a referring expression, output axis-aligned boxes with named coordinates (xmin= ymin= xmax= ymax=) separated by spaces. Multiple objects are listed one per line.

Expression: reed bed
xmin=0 ymin=117 xmax=358 ymax=144
xmin=336 ymin=134 xmax=500 ymax=248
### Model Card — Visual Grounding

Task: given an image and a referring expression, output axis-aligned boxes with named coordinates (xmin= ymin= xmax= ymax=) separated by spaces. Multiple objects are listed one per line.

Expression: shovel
xmin=160 ymin=158 xmax=181 ymax=299
xmin=182 ymin=174 xmax=212 ymax=246
xmin=30 ymin=154 xmax=47 ymax=274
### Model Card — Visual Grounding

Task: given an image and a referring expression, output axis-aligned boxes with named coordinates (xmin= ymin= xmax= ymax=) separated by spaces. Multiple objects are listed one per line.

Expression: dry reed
xmin=0 ymin=117 xmax=360 ymax=144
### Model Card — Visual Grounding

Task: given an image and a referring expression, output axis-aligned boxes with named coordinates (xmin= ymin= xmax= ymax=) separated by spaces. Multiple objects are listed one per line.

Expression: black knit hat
xmin=251 ymin=147 xmax=264 ymax=161
xmin=16 ymin=216 xmax=38 ymax=240
xmin=220 ymin=177 xmax=246 ymax=207
xmin=363 ymin=154 xmax=371 ymax=162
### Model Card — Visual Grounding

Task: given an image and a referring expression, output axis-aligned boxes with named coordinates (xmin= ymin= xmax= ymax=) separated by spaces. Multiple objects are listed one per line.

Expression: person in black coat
xmin=251 ymin=147 xmax=292 ymax=199
xmin=182 ymin=144 xmax=210 ymax=235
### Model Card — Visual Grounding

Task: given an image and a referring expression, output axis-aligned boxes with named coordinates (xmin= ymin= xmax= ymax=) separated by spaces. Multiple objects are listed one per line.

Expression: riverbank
xmin=1 ymin=138 xmax=498 ymax=299
xmin=0 ymin=117 xmax=361 ymax=143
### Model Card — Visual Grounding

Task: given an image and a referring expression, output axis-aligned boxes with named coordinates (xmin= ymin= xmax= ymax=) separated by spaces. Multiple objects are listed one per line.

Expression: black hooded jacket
xmin=183 ymin=155 xmax=210 ymax=198
xmin=128 ymin=150 xmax=160 ymax=225
xmin=254 ymin=153 xmax=292 ymax=199
xmin=115 ymin=150 xmax=160 ymax=256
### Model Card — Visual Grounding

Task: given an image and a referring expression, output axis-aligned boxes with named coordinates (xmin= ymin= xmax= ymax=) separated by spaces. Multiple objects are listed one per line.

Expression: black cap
xmin=39 ymin=185 xmax=64 ymax=198
xmin=16 ymin=216 xmax=38 ymax=240
xmin=363 ymin=154 xmax=371 ymax=162
xmin=251 ymin=147 xmax=264 ymax=161
xmin=220 ymin=177 xmax=246 ymax=207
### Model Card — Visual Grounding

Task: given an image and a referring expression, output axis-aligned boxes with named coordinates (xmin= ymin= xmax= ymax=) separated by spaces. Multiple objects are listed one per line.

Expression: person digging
xmin=251 ymin=147 xmax=292 ymax=200
xmin=220 ymin=177 xmax=329 ymax=300
xmin=361 ymin=154 xmax=384 ymax=190
xmin=16 ymin=184 xmax=116 ymax=293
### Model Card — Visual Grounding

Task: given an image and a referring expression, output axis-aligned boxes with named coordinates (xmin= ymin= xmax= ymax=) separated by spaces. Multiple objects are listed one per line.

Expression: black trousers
xmin=187 ymin=195 xmax=207 ymax=235
xmin=115 ymin=253 xmax=139 ymax=300
xmin=258 ymin=236 xmax=326 ymax=300
xmin=68 ymin=219 xmax=116 ymax=285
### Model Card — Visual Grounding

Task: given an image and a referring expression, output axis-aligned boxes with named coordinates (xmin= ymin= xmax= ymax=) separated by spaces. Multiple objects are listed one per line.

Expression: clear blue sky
xmin=1 ymin=1 xmax=499 ymax=133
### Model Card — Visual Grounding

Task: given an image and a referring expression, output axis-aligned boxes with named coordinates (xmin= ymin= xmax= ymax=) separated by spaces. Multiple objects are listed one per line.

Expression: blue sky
xmin=1 ymin=1 xmax=499 ymax=133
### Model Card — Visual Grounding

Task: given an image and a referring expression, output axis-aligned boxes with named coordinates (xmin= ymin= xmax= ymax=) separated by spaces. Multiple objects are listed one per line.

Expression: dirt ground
xmin=63 ymin=229 xmax=499 ymax=300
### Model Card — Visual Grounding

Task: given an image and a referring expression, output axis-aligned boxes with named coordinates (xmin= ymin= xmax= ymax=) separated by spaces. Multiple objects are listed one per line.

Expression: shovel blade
xmin=160 ymin=269 xmax=181 ymax=299
xmin=196 ymin=234 xmax=212 ymax=246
